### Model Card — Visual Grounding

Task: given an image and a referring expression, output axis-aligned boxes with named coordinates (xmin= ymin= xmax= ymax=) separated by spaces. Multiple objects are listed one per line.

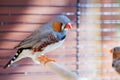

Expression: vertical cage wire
xmin=76 ymin=0 xmax=80 ymax=75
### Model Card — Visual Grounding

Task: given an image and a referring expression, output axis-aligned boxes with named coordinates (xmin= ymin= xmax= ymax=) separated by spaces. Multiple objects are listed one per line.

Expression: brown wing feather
xmin=14 ymin=30 xmax=40 ymax=49
xmin=14 ymin=26 xmax=53 ymax=49
xmin=32 ymin=33 xmax=59 ymax=52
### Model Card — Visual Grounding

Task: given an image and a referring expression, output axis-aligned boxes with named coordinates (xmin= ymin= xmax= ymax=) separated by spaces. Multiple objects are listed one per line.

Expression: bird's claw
xmin=38 ymin=56 xmax=55 ymax=65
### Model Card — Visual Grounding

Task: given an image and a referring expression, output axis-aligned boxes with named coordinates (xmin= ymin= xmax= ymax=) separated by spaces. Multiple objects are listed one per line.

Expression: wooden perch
xmin=39 ymin=56 xmax=92 ymax=80
xmin=45 ymin=62 xmax=79 ymax=80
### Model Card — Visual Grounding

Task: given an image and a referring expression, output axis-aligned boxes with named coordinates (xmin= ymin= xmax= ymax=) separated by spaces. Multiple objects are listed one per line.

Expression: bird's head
xmin=110 ymin=47 xmax=120 ymax=73
xmin=52 ymin=15 xmax=72 ymax=32
xmin=110 ymin=47 xmax=120 ymax=60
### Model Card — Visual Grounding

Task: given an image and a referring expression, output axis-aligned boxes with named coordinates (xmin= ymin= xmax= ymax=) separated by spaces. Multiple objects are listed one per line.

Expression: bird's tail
xmin=3 ymin=49 xmax=33 ymax=69
xmin=3 ymin=52 xmax=21 ymax=68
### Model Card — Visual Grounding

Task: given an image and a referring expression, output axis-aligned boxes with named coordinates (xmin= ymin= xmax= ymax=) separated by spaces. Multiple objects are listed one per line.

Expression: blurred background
xmin=0 ymin=0 xmax=120 ymax=80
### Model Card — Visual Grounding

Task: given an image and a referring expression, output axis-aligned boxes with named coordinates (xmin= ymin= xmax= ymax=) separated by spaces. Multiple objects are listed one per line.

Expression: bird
xmin=110 ymin=47 xmax=120 ymax=74
xmin=4 ymin=15 xmax=72 ymax=68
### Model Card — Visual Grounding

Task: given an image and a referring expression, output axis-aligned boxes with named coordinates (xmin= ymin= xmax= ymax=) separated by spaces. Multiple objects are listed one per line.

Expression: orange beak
xmin=109 ymin=49 xmax=113 ymax=54
xmin=65 ymin=23 xmax=72 ymax=29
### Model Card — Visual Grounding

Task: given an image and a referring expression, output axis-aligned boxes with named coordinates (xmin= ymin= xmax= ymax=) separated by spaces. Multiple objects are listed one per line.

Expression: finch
xmin=4 ymin=15 xmax=72 ymax=68
xmin=110 ymin=47 xmax=120 ymax=74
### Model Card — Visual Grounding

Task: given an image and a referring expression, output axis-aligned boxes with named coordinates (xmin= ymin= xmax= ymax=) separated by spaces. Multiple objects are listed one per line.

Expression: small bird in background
xmin=110 ymin=47 xmax=120 ymax=74
xmin=4 ymin=15 xmax=72 ymax=68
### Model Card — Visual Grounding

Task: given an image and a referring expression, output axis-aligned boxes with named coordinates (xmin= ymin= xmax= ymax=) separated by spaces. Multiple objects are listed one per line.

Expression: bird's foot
xmin=38 ymin=56 xmax=55 ymax=65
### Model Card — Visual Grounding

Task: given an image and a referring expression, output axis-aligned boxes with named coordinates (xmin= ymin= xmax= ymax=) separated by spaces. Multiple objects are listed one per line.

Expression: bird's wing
xmin=14 ymin=26 xmax=57 ymax=49
xmin=32 ymin=33 xmax=59 ymax=52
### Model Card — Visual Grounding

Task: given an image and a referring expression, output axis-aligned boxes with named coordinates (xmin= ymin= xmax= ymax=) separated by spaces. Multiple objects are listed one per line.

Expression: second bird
xmin=110 ymin=47 xmax=120 ymax=74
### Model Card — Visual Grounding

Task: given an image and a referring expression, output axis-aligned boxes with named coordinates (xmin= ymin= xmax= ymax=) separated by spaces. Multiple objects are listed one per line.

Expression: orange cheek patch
xmin=52 ymin=21 xmax=61 ymax=32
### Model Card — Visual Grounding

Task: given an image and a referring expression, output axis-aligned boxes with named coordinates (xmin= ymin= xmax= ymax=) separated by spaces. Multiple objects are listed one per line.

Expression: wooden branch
xmin=39 ymin=56 xmax=92 ymax=80
xmin=45 ymin=62 xmax=79 ymax=80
